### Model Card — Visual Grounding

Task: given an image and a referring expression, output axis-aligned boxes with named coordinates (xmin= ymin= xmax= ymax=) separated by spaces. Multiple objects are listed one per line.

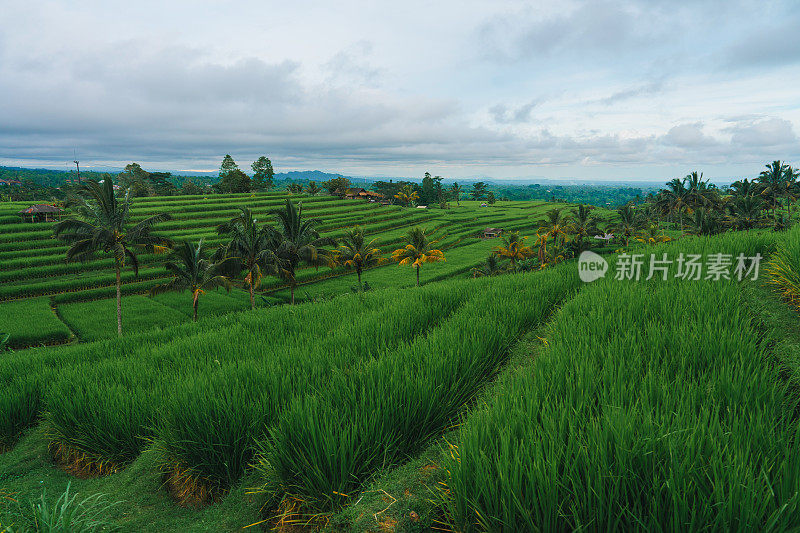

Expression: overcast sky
xmin=1 ymin=0 xmax=799 ymax=181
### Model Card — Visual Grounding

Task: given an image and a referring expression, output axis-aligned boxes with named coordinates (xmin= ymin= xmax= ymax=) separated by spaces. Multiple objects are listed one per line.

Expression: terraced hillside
xmin=0 ymin=193 xmax=583 ymax=348
xmin=3 ymin=228 xmax=800 ymax=532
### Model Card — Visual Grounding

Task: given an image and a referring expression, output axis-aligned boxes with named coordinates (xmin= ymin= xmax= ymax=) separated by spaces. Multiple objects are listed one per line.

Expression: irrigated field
xmin=4 ymin=220 xmax=800 ymax=531
xmin=0 ymin=192 xmax=580 ymax=348
xmin=4 ymin=187 xmax=800 ymax=532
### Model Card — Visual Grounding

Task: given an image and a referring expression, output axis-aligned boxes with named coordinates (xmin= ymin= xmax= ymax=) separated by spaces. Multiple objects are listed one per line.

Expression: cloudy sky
xmin=1 ymin=0 xmax=799 ymax=181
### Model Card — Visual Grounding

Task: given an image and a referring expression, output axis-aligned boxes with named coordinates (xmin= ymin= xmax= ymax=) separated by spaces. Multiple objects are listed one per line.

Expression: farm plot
xmin=0 ymin=297 xmax=72 ymax=348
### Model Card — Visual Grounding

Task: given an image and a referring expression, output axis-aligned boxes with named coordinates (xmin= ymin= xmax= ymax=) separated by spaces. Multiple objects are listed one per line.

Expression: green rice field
xmin=3 ymin=190 xmax=800 ymax=532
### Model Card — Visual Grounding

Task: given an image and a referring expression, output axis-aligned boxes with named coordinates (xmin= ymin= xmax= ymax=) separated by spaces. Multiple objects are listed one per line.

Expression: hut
xmin=483 ymin=227 xmax=503 ymax=238
xmin=343 ymin=187 xmax=367 ymax=199
xmin=357 ymin=191 xmax=385 ymax=202
xmin=18 ymin=204 xmax=64 ymax=223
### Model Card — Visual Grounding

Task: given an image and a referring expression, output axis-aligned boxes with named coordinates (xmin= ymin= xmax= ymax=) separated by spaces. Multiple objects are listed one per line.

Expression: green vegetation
xmin=6 ymin=161 xmax=800 ymax=531
xmin=0 ymin=298 xmax=72 ymax=348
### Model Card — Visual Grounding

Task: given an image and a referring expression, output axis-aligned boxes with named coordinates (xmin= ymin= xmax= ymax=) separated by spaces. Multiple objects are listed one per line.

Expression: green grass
xmin=444 ymin=234 xmax=797 ymax=531
xmin=0 ymin=297 xmax=72 ymax=348
xmin=57 ymin=296 xmax=188 ymax=341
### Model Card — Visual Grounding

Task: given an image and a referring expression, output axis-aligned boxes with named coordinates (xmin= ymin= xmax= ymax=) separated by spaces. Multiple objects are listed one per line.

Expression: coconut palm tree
xmin=335 ymin=226 xmax=382 ymax=290
xmin=538 ymin=208 xmax=569 ymax=247
xmin=391 ymin=227 xmax=445 ymax=286
xmin=635 ymin=224 xmax=671 ymax=246
xmin=567 ymin=204 xmax=599 ymax=252
xmin=688 ymin=208 xmax=722 ymax=236
xmin=268 ymin=200 xmax=336 ymax=304
xmin=727 ymin=195 xmax=764 ymax=230
xmin=150 ymin=240 xmax=237 ymax=321
xmin=471 ymin=254 xmax=503 ymax=277
xmin=450 ymin=183 xmax=462 ymax=206
xmin=394 ymin=184 xmax=419 ymax=207
xmin=53 ymin=179 xmax=172 ymax=336
xmin=306 ymin=181 xmax=321 ymax=196
xmin=611 ymin=204 xmax=640 ymax=246
xmin=782 ymin=166 xmax=798 ymax=218
xmin=656 ymin=178 xmax=689 ymax=229
xmin=758 ymin=161 xmax=789 ymax=220
xmin=492 ymin=231 xmax=535 ymax=272
xmin=215 ymin=208 xmax=276 ymax=310
xmin=683 ymin=171 xmax=719 ymax=212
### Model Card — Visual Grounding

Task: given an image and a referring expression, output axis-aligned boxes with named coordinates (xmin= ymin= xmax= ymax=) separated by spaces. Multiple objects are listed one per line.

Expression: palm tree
xmin=635 ymin=224 xmax=671 ymax=246
xmin=688 ymin=208 xmax=722 ymax=236
xmin=391 ymin=227 xmax=445 ymax=286
xmin=782 ymin=166 xmax=798 ymax=218
xmin=53 ymin=179 xmax=172 ymax=336
xmin=656 ymin=178 xmax=689 ymax=229
xmin=683 ymin=171 xmax=719 ymax=213
xmin=394 ymin=184 xmax=419 ymax=207
xmin=150 ymin=240 xmax=236 ymax=321
xmin=471 ymin=254 xmax=503 ymax=277
xmin=268 ymin=200 xmax=336 ymax=305
xmin=492 ymin=231 xmax=535 ymax=272
xmin=567 ymin=204 xmax=599 ymax=252
xmin=758 ymin=160 xmax=789 ymax=220
xmin=611 ymin=204 xmax=640 ymax=246
xmin=450 ymin=183 xmax=462 ymax=206
xmin=306 ymin=181 xmax=321 ymax=196
xmin=215 ymin=208 xmax=275 ymax=310
xmin=538 ymin=208 xmax=569 ymax=249
xmin=727 ymin=195 xmax=764 ymax=231
xmin=287 ymin=183 xmax=303 ymax=194
xmin=335 ymin=226 xmax=382 ymax=290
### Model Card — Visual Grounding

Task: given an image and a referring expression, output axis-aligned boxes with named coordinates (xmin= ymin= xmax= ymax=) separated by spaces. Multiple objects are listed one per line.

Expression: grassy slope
xmin=2 ymin=198 xmax=580 ymax=346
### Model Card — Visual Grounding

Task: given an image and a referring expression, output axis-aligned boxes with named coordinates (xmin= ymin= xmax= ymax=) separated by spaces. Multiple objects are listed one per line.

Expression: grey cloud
xmin=726 ymin=118 xmax=797 ymax=147
xmin=597 ymin=79 xmax=665 ymax=105
xmin=489 ymin=100 xmax=541 ymax=124
xmin=663 ymin=122 xmax=718 ymax=149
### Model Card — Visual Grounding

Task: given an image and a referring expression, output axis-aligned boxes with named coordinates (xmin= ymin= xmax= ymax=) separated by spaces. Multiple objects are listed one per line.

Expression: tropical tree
xmin=335 ymin=226 xmax=382 ymax=290
xmin=450 ymin=182 xmax=462 ymax=206
xmin=656 ymin=178 xmax=689 ymax=229
xmin=469 ymin=182 xmax=488 ymax=201
xmin=391 ymin=227 xmax=445 ymax=286
xmin=471 ymin=254 xmax=503 ymax=278
xmin=538 ymin=208 xmax=569 ymax=247
xmin=611 ymin=204 xmax=640 ymax=246
xmin=727 ymin=195 xmax=764 ymax=230
xmin=492 ymin=231 xmax=535 ymax=272
xmin=486 ymin=192 xmax=496 ymax=205
xmin=782 ymin=165 xmax=798 ymax=217
xmin=53 ymin=179 xmax=172 ymax=336
xmin=567 ymin=204 xmax=599 ymax=252
xmin=251 ymin=156 xmax=275 ymax=191
xmin=150 ymin=240 xmax=236 ymax=321
xmin=287 ymin=183 xmax=303 ymax=194
xmin=268 ymin=200 xmax=337 ymax=304
xmin=635 ymin=224 xmax=671 ymax=246
xmin=215 ymin=208 xmax=275 ymax=310
xmin=306 ymin=181 xmax=321 ymax=196
xmin=683 ymin=171 xmax=719 ymax=212
xmin=688 ymin=207 xmax=722 ymax=236
xmin=758 ymin=161 xmax=790 ymax=219
xmin=394 ymin=184 xmax=419 ymax=207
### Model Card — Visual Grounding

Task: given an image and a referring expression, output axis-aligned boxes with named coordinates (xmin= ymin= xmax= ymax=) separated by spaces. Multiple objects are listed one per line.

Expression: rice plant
xmin=444 ymin=276 xmax=800 ymax=531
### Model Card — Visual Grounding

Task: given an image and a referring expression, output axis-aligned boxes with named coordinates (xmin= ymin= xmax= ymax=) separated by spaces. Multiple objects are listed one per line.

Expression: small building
xmin=343 ymin=187 xmax=367 ymax=199
xmin=483 ymin=227 xmax=503 ymax=238
xmin=416 ymin=205 xmax=428 ymax=209
xmin=18 ymin=204 xmax=64 ymax=223
xmin=357 ymin=191 xmax=385 ymax=202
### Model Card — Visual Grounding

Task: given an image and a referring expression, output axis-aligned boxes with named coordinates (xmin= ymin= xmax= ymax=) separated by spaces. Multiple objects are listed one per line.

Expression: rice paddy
xmin=3 ymin=190 xmax=800 ymax=532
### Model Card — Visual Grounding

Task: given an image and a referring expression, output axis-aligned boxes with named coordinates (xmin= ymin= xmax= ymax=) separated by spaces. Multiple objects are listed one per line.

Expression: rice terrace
xmin=3 ymin=1 xmax=800 ymax=532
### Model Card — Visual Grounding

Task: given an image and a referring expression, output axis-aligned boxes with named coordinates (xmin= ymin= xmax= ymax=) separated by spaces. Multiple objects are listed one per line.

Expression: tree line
xmin=51 ymin=180 xmax=447 ymax=335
